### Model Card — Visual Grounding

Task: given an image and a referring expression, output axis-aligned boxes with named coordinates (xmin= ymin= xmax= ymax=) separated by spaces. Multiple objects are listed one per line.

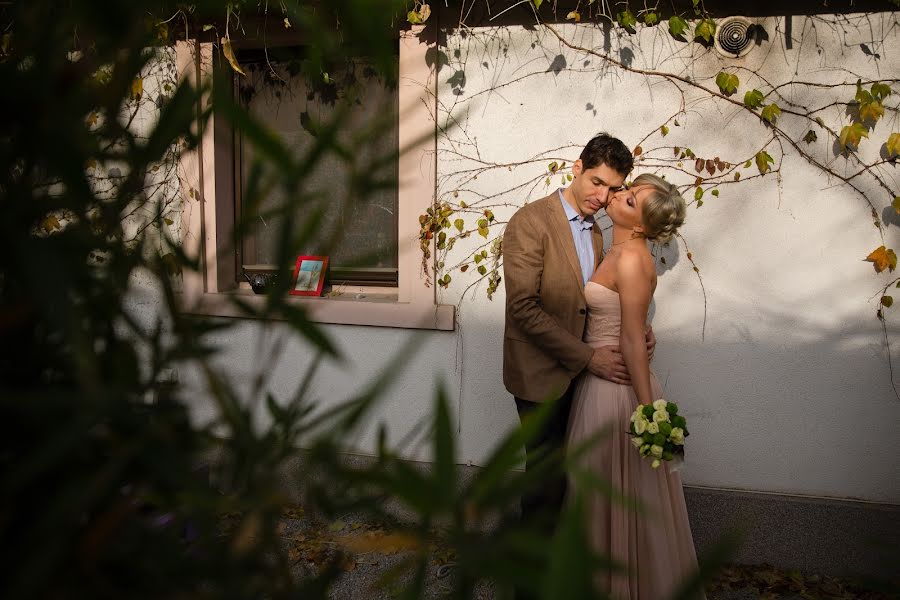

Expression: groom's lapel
xmin=545 ymin=195 xmax=585 ymax=290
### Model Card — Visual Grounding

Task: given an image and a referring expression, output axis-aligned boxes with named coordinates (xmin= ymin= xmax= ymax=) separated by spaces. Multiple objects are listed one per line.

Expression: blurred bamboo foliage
xmin=0 ymin=1 xmax=733 ymax=598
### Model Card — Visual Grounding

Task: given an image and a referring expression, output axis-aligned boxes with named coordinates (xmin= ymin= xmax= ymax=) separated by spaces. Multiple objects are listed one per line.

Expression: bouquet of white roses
xmin=629 ymin=399 xmax=689 ymax=469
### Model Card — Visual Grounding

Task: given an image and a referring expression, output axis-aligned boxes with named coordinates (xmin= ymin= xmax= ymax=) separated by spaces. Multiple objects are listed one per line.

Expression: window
xmin=233 ymin=48 xmax=400 ymax=287
xmin=176 ymin=27 xmax=455 ymax=331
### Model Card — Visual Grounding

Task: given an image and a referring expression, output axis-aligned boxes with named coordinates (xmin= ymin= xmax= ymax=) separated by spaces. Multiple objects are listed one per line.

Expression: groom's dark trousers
xmin=514 ymin=380 xmax=577 ymax=529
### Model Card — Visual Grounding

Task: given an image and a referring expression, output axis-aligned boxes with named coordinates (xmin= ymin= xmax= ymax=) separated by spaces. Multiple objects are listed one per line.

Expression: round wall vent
xmin=714 ymin=17 xmax=756 ymax=58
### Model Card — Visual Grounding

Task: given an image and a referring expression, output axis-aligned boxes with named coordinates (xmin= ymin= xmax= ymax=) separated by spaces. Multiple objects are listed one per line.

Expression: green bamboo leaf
xmin=432 ymin=384 xmax=456 ymax=505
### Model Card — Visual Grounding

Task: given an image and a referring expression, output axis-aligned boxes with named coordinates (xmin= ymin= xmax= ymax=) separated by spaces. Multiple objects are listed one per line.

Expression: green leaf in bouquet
xmin=666 ymin=402 xmax=679 ymax=415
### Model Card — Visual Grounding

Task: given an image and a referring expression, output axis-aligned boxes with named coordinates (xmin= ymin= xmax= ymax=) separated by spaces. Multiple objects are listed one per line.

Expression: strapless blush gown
xmin=566 ymin=282 xmax=703 ymax=599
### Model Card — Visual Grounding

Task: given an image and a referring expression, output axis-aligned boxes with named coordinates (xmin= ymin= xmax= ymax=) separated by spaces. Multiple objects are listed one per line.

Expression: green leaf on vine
xmin=743 ymin=160 xmax=752 ymax=168
xmin=548 ymin=161 xmax=559 ymax=173
xmin=660 ymin=125 xmax=669 ymax=136
xmin=866 ymin=246 xmax=897 ymax=273
xmin=454 ymin=218 xmax=464 ymax=232
xmin=743 ymin=89 xmax=764 ymax=109
xmin=711 ymin=189 xmax=720 ymax=197
xmin=532 ymin=0 xmax=543 ymax=9
xmin=694 ymin=187 xmax=704 ymax=200
xmin=477 ymin=265 xmax=487 ymax=276
xmin=839 ymin=122 xmax=869 ymax=150
xmin=715 ymin=72 xmax=739 ymax=96
xmin=694 ymin=18 xmax=716 ymax=44
xmin=885 ymin=132 xmax=900 ymax=157
xmin=882 ymin=295 xmax=894 ymax=307
xmin=477 ymin=218 xmax=489 ymax=238
xmin=643 ymin=12 xmax=659 ymax=26
xmin=617 ymin=10 xmax=637 ymax=33
xmin=871 ymin=82 xmax=892 ymax=101
xmin=755 ymin=151 xmax=774 ymax=174
xmin=761 ymin=103 xmax=781 ymax=124
xmin=803 ymin=130 xmax=818 ymax=144
xmin=668 ymin=16 xmax=689 ymax=39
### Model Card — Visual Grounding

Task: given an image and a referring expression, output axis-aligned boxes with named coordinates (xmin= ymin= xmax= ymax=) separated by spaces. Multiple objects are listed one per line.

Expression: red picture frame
xmin=289 ymin=255 xmax=329 ymax=297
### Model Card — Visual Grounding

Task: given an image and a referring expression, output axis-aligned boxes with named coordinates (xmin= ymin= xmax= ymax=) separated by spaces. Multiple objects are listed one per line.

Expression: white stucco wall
xmin=434 ymin=14 xmax=900 ymax=503
xmin=141 ymin=13 xmax=900 ymax=504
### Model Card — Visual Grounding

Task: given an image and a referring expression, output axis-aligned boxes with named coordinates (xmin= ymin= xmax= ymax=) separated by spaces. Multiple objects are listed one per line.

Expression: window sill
xmin=179 ymin=290 xmax=456 ymax=331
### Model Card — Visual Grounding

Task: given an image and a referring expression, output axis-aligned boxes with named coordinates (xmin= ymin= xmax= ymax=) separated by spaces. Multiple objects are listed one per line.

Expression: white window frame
xmin=175 ymin=26 xmax=455 ymax=331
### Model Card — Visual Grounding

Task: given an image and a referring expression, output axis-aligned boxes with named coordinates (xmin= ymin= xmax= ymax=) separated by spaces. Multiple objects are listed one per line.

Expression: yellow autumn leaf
xmin=859 ymin=99 xmax=884 ymax=123
xmin=40 ymin=215 xmax=61 ymax=233
xmin=839 ymin=122 xmax=868 ymax=150
xmin=886 ymin=132 xmax=900 ymax=158
xmin=221 ymin=36 xmax=245 ymax=76
xmin=334 ymin=531 xmax=421 ymax=555
xmin=131 ymin=77 xmax=143 ymax=101
xmin=865 ymin=245 xmax=898 ymax=273
xmin=566 ymin=10 xmax=581 ymax=22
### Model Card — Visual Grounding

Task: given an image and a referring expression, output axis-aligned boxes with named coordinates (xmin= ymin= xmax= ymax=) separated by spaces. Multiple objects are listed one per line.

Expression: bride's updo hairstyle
xmin=633 ymin=173 xmax=686 ymax=243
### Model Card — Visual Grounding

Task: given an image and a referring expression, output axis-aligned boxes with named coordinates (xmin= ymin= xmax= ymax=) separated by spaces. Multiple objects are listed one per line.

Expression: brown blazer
xmin=502 ymin=192 xmax=603 ymax=402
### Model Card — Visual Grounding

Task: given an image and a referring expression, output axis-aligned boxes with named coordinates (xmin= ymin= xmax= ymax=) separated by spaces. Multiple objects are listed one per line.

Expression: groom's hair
xmin=579 ymin=133 xmax=633 ymax=175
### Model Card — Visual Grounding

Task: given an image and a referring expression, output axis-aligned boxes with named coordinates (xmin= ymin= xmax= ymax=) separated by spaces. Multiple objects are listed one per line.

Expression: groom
xmin=502 ymin=132 xmax=654 ymax=527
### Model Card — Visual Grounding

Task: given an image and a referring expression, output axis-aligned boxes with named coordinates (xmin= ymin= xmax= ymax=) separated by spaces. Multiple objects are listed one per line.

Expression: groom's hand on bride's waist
xmin=587 ymin=346 xmax=631 ymax=384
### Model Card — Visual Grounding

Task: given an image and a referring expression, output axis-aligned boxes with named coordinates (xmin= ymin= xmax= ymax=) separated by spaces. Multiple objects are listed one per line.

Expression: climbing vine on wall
xmin=413 ymin=1 xmax=899 ymax=394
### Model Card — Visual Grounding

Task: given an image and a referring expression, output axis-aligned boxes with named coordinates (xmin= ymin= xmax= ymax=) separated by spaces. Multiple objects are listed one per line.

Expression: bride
xmin=566 ymin=173 xmax=703 ymax=599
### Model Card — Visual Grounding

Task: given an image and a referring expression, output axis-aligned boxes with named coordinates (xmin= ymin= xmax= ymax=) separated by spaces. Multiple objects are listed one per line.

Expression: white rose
xmin=634 ymin=416 xmax=648 ymax=434
xmin=652 ymin=399 xmax=668 ymax=411
xmin=630 ymin=408 xmax=642 ymax=423
xmin=647 ymin=421 xmax=659 ymax=434
xmin=653 ymin=410 xmax=670 ymax=423
xmin=670 ymin=427 xmax=685 ymax=445
xmin=631 ymin=436 xmax=643 ymax=448
xmin=651 ymin=459 xmax=661 ymax=469
xmin=650 ymin=444 xmax=664 ymax=458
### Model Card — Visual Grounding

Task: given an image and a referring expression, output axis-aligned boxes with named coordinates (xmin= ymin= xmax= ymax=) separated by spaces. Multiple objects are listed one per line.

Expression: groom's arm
xmin=503 ymin=210 xmax=594 ymax=375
